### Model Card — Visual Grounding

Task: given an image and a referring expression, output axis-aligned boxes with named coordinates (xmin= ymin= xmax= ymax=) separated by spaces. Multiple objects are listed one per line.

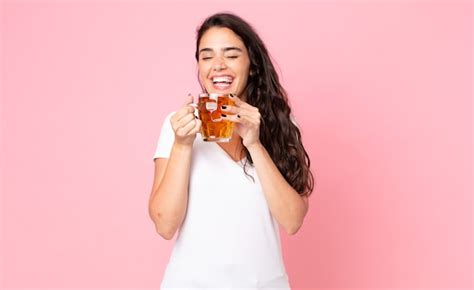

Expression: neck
xmin=239 ymin=92 xmax=247 ymax=102
xmin=217 ymin=132 xmax=244 ymax=161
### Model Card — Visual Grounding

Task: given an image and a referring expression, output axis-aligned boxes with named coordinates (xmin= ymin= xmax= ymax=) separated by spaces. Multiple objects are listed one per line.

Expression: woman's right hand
xmin=170 ymin=94 xmax=201 ymax=146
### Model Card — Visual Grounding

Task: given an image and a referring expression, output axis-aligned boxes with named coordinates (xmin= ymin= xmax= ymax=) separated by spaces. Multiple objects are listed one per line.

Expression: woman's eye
xmin=227 ymin=56 xmax=239 ymax=59
xmin=202 ymin=57 xmax=212 ymax=60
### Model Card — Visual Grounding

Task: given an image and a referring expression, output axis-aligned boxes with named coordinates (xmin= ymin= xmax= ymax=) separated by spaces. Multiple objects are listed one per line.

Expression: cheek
xmin=239 ymin=65 xmax=251 ymax=80
xmin=197 ymin=70 xmax=207 ymax=81
xmin=232 ymin=60 xmax=250 ymax=75
xmin=238 ymin=59 xmax=251 ymax=74
xmin=198 ymin=63 xmax=212 ymax=77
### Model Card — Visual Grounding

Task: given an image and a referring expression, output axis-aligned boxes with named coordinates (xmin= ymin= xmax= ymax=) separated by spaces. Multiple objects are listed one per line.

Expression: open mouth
xmin=211 ymin=75 xmax=234 ymax=91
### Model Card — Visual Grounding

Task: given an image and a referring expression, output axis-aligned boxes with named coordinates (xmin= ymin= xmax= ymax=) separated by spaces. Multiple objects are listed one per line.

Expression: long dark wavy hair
xmin=195 ymin=12 xmax=315 ymax=197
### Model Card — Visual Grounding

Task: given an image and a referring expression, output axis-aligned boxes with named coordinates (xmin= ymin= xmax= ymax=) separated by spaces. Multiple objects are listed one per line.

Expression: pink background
xmin=1 ymin=0 xmax=472 ymax=289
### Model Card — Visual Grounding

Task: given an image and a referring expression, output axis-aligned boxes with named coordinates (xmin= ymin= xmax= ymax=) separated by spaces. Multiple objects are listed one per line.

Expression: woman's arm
xmin=221 ymin=94 xmax=309 ymax=235
xmin=148 ymin=96 xmax=201 ymax=240
xmin=247 ymin=143 xmax=309 ymax=235
xmin=148 ymin=143 xmax=193 ymax=240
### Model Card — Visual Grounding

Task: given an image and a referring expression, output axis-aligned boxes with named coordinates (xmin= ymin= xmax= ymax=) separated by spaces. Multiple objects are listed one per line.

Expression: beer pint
xmin=197 ymin=93 xmax=236 ymax=142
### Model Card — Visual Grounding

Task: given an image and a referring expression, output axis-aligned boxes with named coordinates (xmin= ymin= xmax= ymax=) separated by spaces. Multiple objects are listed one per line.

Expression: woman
xmin=149 ymin=12 xmax=315 ymax=290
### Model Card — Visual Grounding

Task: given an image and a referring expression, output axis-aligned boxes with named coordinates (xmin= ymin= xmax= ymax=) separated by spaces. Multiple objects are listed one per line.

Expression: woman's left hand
xmin=220 ymin=94 xmax=262 ymax=149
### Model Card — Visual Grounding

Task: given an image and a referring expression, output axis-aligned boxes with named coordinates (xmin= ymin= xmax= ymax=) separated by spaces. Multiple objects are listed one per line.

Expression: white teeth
xmin=212 ymin=76 xmax=233 ymax=84
xmin=213 ymin=82 xmax=231 ymax=90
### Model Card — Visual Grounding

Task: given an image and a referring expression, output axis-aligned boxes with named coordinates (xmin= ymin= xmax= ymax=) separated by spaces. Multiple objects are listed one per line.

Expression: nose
xmin=212 ymin=56 xmax=227 ymax=71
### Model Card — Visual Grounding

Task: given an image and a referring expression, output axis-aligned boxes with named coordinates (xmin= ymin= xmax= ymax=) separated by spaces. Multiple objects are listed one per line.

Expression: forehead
xmin=199 ymin=27 xmax=246 ymax=50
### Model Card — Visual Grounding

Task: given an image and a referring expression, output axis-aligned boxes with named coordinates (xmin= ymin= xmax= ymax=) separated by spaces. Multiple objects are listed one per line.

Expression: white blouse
xmin=154 ymin=111 xmax=291 ymax=290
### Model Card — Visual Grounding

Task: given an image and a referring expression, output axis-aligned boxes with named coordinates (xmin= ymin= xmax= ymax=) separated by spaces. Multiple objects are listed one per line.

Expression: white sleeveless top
xmin=153 ymin=111 xmax=291 ymax=290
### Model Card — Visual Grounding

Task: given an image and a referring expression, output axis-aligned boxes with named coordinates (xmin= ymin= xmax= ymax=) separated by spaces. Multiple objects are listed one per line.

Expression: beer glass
xmin=195 ymin=93 xmax=236 ymax=142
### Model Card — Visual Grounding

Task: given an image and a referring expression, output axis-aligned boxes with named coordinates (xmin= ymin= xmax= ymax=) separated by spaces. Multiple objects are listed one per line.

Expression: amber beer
xmin=198 ymin=93 xmax=236 ymax=142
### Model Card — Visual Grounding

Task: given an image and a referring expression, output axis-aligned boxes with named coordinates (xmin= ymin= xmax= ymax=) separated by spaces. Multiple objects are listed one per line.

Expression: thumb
xmin=184 ymin=93 xmax=194 ymax=106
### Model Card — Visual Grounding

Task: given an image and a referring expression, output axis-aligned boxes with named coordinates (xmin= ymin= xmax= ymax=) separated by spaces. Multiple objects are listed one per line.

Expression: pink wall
xmin=1 ymin=1 xmax=472 ymax=289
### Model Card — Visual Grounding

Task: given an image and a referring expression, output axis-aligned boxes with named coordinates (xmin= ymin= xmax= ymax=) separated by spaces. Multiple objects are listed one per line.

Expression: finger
xmin=172 ymin=108 xmax=188 ymax=123
xmin=223 ymin=113 xmax=261 ymax=128
xmin=245 ymin=111 xmax=262 ymax=123
xmin=229 ymin=94 xmax=258 ymax=111
xmin=220 ymin=104 xmax=240 ymax=115
xmin=174 ymin=106 xmax=196 ymax=124
xmin=221 ymin=113 xmax=243 ymax=123
xmin=188 ymin=119 xmax=202 ymax=135
xmin=183 ymin=93 xmax=198 ymax=117
xmin=172 ymin=94 xmax=196 ymax=122
xmin=221 ymin=104 xmax=257 ymax=116
xmin=239 ymin=102 xmax=258 ymax=111
xmin=176 ymin=118 xmax=197 ymax=136
xmin=223 ymin=106 xmax=261 ymax=122
xmin=229 ymin=93 xmax=244 ymax=107
xmin=174 ymin=113 xmax=195 ymax=130
xmin=183 ymin=93 xmax=194 ymax=106
xmin=242 ymin=114 xmax=261 ymax=127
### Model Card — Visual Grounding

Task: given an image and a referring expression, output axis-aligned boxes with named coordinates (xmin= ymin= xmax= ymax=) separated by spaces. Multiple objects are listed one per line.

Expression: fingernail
xmin=221 ymin=105 xmax=227 ymax=109
xmin=221 ymin=114 xmax=227 ymax=117
xmin=237 ymin=114 xmax=241 ymax=118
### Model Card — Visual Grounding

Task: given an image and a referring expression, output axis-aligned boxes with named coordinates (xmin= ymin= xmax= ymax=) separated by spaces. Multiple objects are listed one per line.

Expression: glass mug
xmin=192 ymin=93 xmax=236 ymax=142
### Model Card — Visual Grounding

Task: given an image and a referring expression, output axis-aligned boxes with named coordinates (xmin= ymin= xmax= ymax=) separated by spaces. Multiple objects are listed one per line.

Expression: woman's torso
xmin=160 ymin=137 xmax=290 ymax=290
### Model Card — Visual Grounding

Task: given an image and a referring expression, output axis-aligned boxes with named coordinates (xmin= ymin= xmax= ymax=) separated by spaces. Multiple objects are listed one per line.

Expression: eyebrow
xmin=199 ymin=47 xmax=243 ymax=55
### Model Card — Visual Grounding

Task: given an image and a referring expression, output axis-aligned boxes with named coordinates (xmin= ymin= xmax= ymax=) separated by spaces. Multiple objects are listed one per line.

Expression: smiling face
xmin=197 ymin=27 xmax=251 ymax=99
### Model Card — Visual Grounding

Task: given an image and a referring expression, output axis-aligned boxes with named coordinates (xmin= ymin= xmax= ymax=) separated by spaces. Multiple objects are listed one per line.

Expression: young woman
xmin=149 ymin=12 xmax=315 ymax=289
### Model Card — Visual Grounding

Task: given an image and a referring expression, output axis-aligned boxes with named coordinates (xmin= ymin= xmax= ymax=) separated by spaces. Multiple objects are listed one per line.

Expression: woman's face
xmin=197 ymin=27 xmax=251 ymax=99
